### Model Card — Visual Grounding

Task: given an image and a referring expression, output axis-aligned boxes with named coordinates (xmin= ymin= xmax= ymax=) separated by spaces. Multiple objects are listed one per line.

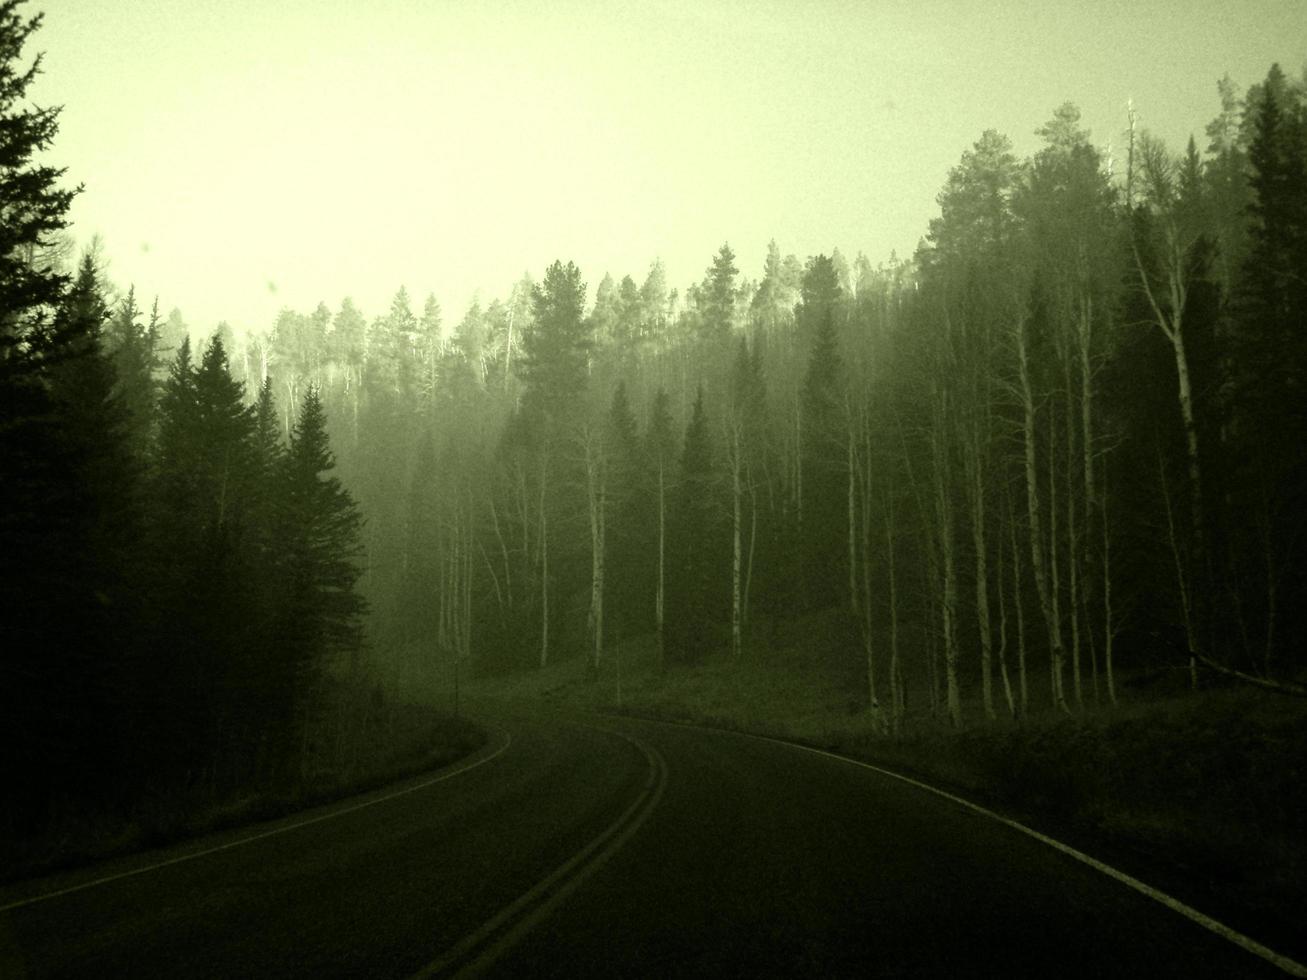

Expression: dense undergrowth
xmin=0 ymin=689 xmax=484 ymax=884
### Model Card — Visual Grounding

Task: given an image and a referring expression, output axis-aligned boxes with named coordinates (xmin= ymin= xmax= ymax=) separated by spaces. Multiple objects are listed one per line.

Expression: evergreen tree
xmin=1225 ymin=66 xmax=1307 ymax=677
xmin=0 ymin=1 xmax=110 ymax=823
xmin=0 ymin=0 xmax=75 ymax=349
xmin=105 ymin=286 xmax=160 ymax=459
xmin=670 ymin=386 xmax=721 ymax=662
xmin=605 ymin=380 xmax=644 ymax=642
xmin=798 ymin=253 xmax=842 ymax=340
xmin=4 ymin=252 xmax=141 ymax=819
xmin=701 ymin=243 xmax=738 ymax=349
xmin=281 ymin=386 xmax=366 ymax=671
xmin=522 ymin=259 xmax=589 ymax=421
xmin=647 ymin=387 xmax=676 ymax=670
xmin=800 ymin=309 xmax=846 ymax=607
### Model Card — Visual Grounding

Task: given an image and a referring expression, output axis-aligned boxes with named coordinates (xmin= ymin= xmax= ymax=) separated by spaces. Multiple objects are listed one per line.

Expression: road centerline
xmin=412 ymin=727 xmax=668 ymax=979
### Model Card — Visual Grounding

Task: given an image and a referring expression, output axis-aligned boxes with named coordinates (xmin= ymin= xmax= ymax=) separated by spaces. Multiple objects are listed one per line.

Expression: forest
xmin=2 ymin=0 xmax=1305 ymax=850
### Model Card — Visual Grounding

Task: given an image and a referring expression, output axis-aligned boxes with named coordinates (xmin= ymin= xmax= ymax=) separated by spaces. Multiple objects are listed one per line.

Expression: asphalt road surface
xmin=2 ymin=704 xmax=1302 ymax=978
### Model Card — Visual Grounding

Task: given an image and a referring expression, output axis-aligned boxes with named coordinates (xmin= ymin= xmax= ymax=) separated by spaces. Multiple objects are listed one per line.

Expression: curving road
xmin=1 ymin=704 xmax=1301 ymax=978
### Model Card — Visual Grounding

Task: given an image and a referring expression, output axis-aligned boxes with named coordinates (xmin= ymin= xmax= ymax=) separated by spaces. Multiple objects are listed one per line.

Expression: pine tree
xmin=281 ymin=386 xmax=366 ymax=670
xmin=670 ymin=386 xmax=720 ymax=662
xmin=0 ymin=0 xmax=76 ymax=349
xmin=522 ymin=259 xmax=589 ymax=422
xmin=105 ymin=287 xmax=160 ymax=459
xmin=605 ymin=381 xmax=643 ymax=644
xmin=647 ymin=387 xmax=676 ymax=671
xmin=701 ymin=243 xmax=738 ymax=349
xmin=800 ymin=309 xmax=846 ymax=607
xmin=0 ymin=2 xmax=126 ymax=822
xmin=1225 ymin=66 xmax=1307 ymax=679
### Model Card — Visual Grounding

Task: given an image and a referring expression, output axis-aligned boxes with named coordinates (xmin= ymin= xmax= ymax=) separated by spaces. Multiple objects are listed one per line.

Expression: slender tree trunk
xmin=848 ymin=421 xmax=859 ymax=613
xmin=794 ymin=401 xmax=803 ymax=531
xmin=931 ymin=402 xmax=962 ymax=728
xmin=1017 ymin=311 xmax=1068 ymax=713
xmin=744 ymin=469 xmax=758 ymax=628
xmin=1079 ymin=293 xmax=1101 ymax=704
xmin=995 ymin=490 xmax=1016 ymax=717
xmin=1158 ymin=443 xmax=1197 ymax=688
xmin=539 ymin=453 xmax=549 ymax=670
xmin=969 ymin=423 xmax=996 ymax=721
xmin=859 ymin=413 xmax=877 ymax=715
xmin=1133 ymin=235 xmax=1205 ymax=669
xmin=1064 ymin=354 xmax=1082 ymax=707
xmin=731 ymin=420 xmax=743 ymax=658
xmin=462 ymin=499 xmax=473 ymax=662
xmin=1007 ymin=486 xmax=1029 ymax=716
xmin=488 ymin=493 xmax=513 ymax=608
xmin=886 ymin=501 xmax=902 ymax=733
xmin=503 ymin=307 xmax=515 ymax=393
xmin=586 ymin=431 xmax=605 ymax=677
xmin=1049 ymin=404 xmax=1064 ymax=707
xmin=1102 ymin=456 xmax=1116 ymax=704
xmin=656 ymin=456 xmax=666 ymax=673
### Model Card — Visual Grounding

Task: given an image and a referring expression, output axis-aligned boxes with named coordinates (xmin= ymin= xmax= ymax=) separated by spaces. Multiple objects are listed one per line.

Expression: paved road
xmin=1 ymin=705 xmax=1300 ymax=978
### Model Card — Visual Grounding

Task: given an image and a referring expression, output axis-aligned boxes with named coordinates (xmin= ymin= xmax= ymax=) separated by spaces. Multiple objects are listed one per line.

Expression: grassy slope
xmin=456 ymin=610 xmax=1307 ymax=947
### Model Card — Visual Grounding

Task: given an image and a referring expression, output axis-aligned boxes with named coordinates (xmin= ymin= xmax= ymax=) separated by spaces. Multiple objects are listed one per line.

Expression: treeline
xmin=6 ymin=0 xmax=1306 ymax=850
xmin=0 ymin=3 xmax=366 ymax=830
xmin=219 ymin=65 xmax=1303 ymax=728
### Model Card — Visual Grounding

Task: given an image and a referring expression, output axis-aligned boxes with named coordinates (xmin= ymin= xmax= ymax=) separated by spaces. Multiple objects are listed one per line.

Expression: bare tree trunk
xmin=794 ymin=401 xmax=803 ymax=531
xmin=995 ymin=491 xmax=1017 ymax=717
xmin=1132 ymin=234 xmax=1205 ymax=671
xmin=731 ymin=420 xmax=743 ymax=658
xmin=1049 ymin=405 xmax=1065 ymax=707
xmin=1079 ymin=294 xmax=1102 ymax=704
xmin=586 ymin=429 xmax=606 ymax=677
xmin=1006 ymin=486 xmax=1029 ymax=716
xmin=488 ymin=493 xmax=513 ymax=608
xmin=503 ymin=307 xmax=515 ymax=393
xmin=859 ymin=410 xmax=877 ymax=714
xmin=1017 ymin=311 xmax=1068 ymax=713
xmin=744 ymin=468 xmax=758 ymax=628
xmin=1064 ymin=354 xmax=1082 ymax=708
xmin=968 ymin=423 xmax=996 ymax=721
xmin=656 ymin=456 xmax=666 ymax=673
xmin=1158 ymin=444 xmax=1196 ymax=688
xmin=931 ymin=400 xmax=962 ymax=728
xmin=462 ymin=499 xmax=473 ymax=662
xmin=1102 ymin=456 xmax=1116 ymax=704
xmin=848 ymin=420 xmax=859 ymax=613
xmin=539 ymin=453 xmax=549 ymax=670
xmin=886 ymin=501 xmax=902 ymax=733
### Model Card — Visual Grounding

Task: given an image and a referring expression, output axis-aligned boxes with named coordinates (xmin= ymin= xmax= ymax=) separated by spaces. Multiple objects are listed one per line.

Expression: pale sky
xmin=31 ymin=0 xmax=1307 ymax=334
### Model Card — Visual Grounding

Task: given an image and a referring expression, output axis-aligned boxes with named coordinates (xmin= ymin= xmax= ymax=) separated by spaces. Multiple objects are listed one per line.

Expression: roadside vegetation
xmin=0 ymin=682 xmax=484 ymax=884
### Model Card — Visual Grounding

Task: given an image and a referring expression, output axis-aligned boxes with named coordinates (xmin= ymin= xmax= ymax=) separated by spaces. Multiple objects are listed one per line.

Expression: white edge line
xmin=0 ymin=728 xmax=514 ymax=915
xmin=737 ymin=729 xmax=1307 ymax=979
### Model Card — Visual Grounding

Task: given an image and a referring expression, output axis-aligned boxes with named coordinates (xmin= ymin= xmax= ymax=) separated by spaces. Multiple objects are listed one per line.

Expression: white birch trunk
xmin=1017 ymin=310 xmax=1069 ymax=713
xmin=731 ymin=419 xmax=743 ymax=658
xmin=931 ymin=397 xmax=962 ymax=728
xmin=656 ymin=456 xmax=666 ymax=672
xmin=539 ymin=453 xmax=549 ymax=670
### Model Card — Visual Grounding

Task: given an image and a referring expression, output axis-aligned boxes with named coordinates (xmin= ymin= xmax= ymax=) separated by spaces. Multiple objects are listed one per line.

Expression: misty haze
xmin=2 ymin=1 xmax=1306 ymax=976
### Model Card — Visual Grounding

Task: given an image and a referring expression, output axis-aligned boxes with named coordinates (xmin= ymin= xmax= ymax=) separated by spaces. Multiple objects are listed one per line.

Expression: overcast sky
xmin=32 ymin=0 xmax=1307 ymax=335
